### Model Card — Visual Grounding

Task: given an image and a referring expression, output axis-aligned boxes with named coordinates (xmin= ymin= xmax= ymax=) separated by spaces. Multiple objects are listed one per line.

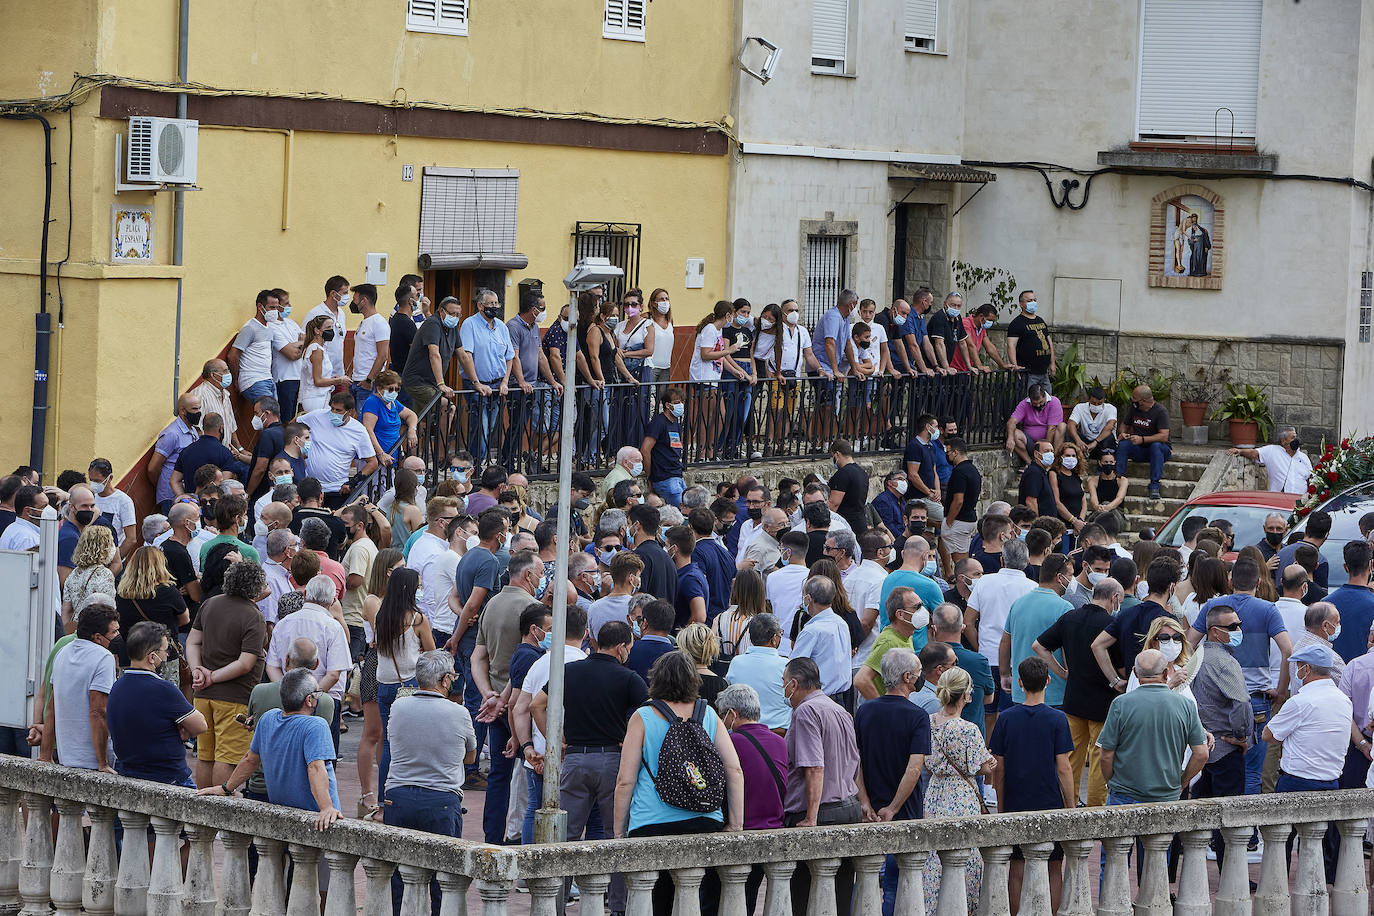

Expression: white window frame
xmin=406 ymin=0 xmax=468 ymax=37
xmin=903 ymin=0 xmax=938 ymax=53
xmin=604 ymin=0 xmax=646 ymax=42
xmin=811 ymin=0 xmax=851 ymax=76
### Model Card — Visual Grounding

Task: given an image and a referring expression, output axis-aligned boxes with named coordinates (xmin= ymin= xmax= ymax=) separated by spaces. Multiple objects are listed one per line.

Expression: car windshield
xmin=1157 ymin=504 xmax=1284 ymax=551
xmin=1294 ymin=482 xmax=1374 ymax=571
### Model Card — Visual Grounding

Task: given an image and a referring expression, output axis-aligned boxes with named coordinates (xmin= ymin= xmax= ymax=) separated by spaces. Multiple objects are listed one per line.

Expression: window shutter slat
xmin=1138 ymin=0 xmax=1261 ymax=138
xmin=408 ymin=0 xmax=466 ymax=35
xmin=604 ymin=0 xmax=644 ymax=40
xmin=407 ymin=0 xmax=438 ymax=26
xmin=904 ymin=0 xmax=937 ymax=45
xmin=812 ymin=0 xmax=848 ymax=62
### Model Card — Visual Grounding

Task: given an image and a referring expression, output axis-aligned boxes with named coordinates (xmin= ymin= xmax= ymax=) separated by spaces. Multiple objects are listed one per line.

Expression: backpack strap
xmin=649 ymin=698 xmax=681 ymax=724
xmin=689 ymin=699 xmax=708 ymax=727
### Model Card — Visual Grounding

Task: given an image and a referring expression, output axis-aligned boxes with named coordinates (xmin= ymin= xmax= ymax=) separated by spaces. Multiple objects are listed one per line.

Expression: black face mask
xmin=1288 ymin=438 xmax=1301 ymax=451
xmin=573 ymin=498 xmax=590 ymax=512
xmin=909 ymin=521 xmax=925 ymax=535
xmin=1099 ymin=465 xmax=1114 ymax=476
xmin=483 ymin=305 xmax=503 ymax=320
xmin=322 ymin=329 xmax=336 ymax=342
xmin=74 ymin=509 xmax=96 ymax=526
xmin=348 ymin=302 xmax=362 ymax=314
xmin=748 ymin=508 xmax=763 ymax=522
xmin=1265 ymin=531 xmax=1284 ymax=548
xmin=185 ymin=410 xmax=202 ymax=427
xmin=105 ymin=635 xmax=125 ymax=659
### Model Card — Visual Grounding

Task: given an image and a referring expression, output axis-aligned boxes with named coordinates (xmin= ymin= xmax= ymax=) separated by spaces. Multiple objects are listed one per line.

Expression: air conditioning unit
xmin=126 ymin=116 xmax=199 ymax=184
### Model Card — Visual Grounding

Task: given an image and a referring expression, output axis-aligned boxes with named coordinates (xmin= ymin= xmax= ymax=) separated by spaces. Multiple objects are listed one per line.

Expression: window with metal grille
xmin=573 ymin=223 xmax=641 ymax=304
xmin=804 ymin=235 xmax=848 ymax=327
xmin=604 ymin=0 xmax=646 ymax=41
xmin=1361 ymin=271 xmax=1372 ymax=344
xmin=406 ymin=0 xmax=468 ymax=36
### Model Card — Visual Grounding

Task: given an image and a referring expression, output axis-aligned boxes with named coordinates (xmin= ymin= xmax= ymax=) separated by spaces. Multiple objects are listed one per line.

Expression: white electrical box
xmin=685 ymin=258 xmax=705 ymax=289
xmin=365 ymin=252 xmax=388 ymax=285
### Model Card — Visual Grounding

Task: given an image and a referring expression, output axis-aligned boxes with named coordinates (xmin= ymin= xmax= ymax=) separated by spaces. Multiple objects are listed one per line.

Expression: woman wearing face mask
xmin=688 ymin=301 xmax=744 ymax=462
xmin=1049 ymin=444 xmax=1087 ymax=548
xmin=372 ymin=566 xmax=436 ymax=811
xmin=359 ymin=370 xmax=419 ymax=466
xmin=1126 ymin=616 xmax=1201 ymax=700
xmin=300 ymin=315 xmax=349 ymax=414
xmin=718 ymin=298 xmax=759 ymax=459
xmin=62 ymin=526 xmax=119 ymax=634
xmin=357 ymin=548 xmax=405 ymax=820
xmin=574 ymin=291 xmax=622 ymax=464
xmin=1085 ymin=455 xmax=1130 ymax=535
xmin=645 ymin=287 xmax=676 ymax=397
xmin=764 ymin=299 xmax=822 ymax=454
xmin=615 ymin=288 xmax=657 ymax=437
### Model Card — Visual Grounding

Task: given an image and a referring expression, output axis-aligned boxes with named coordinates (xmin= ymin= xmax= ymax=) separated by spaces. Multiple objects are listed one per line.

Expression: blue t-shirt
xmin=813 ymin=306 xmax=852 ymax=374
xmin=879 ymin=570 xmax=945 ymax=628
xmin=902 ymin=310 xmax=928 ymax=345
xmin=644 ymin=414 xmax=684 ymax=481
xmin=510 ymin=642 xmax=545 ymax=691
xmin=1004 ymin=588 xmax=1072 ymax=706
xmin=402 ymin=526 xmax=425 ymax=560
xmin=1329 ymin=584 xmax=1374 ymax=663
xmin=1192 ymin=593 xmax=1285 ymax=691
xmin=361 ymin=394 xmax=403 ymax=453
xmin=57 ymin=520 xmax=79 ymax=568
xmin=249 ymin=709 xmax=340 ymax=811
xmin=853 ymin=695 xmax=931 ymax=820
xmin=675 ymin=563 xmax=710 ymax=630
xmin=903 ymin=436 xmax=938 ymax=492
xmin=933 ymin=440 xmax=952 ymax=486
xmin=692 ymin=540 xmax=735 ymax=621
xmin=628 ymin=635 xmax=676 ymax=684
xmin=988 ymin=703 xmax=1073 ymax=813
xmin=948 ymin=642 xmax=995 ymax=735
xmin=273 ymin=451 xmax=309 ymax=483
xmin=455 ymin=546 xmax=503 ymax=650
xmin=107 ymin=670 xmax=195 ymax=785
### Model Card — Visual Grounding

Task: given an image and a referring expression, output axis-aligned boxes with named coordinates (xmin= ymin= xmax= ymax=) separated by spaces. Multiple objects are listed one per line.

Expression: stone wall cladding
xmin=1056 ymin=328 xmax=1342 ymax=443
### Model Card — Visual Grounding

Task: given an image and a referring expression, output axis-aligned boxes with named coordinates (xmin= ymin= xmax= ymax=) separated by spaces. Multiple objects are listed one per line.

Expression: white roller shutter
xmin=812 ymin=0 xmax=849 ymax=72
xmin=1137 ymin=0 xmax=1261 ymax=139
xmin=904 ymin=0 xmax=937 ymax=51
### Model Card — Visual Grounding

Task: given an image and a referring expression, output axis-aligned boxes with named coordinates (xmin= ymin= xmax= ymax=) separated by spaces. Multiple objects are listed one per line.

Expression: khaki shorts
xmin=194 ymin=698 xmax=251 ymax=765
xmin=941 ymin=518 xmax=978 ymax=554
xmin=922 ymin=498 xmax=945 ymax=526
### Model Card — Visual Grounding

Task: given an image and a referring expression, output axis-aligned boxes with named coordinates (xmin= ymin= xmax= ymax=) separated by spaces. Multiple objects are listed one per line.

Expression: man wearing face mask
xmin=299 ymin=392 xmax=378 ymax=507
xmin=0 ymin=486 xmax=47 ymax=553
xmin=1007 ymin=386 xmax=1065 ymax=465
xmin=1115 ymin=385 xmax=1172 ymax=501
xmin=1229 ymin=426 xmax=1313 ymax=496
xmin=149 ymin=393 xmax=203 ymax=512
xmin=457 ymin=288 xmax=517 ymax=465
xmin=588 ymin=551 xmax=645 ymax=645
xmin=507 ymin=289 xmax=563 ymax=466
xmin=940 ymin=437 xmax=981 ymax=566
xmin=197 ymin=359 xmax=250 ymax=458
xmin=57 ymin=484 xmax=115 ymax=588
xmin=1252 ymin=513 xmax=1289 ymax=565
xmin=854 ymin=589 xmax=931 ymax=700
xmin=1000 ymin=555 xmax=1074 ymax=706
xmin=229 ymin=290 xmax=281 ymax=407
xmin=307 ymin=275 xmax=351 ymax=380
xmin=1005 ymin=290 xmax=1056 ymax=392
xmin=903 ymin=414 xmax=942 ymax=519
xmin=950 ymin=303 xmax=1010 ymax=374
xmin=1287 ymin=602 xmax=1345 ymax=695
xmin=600 ymin=447 xmax=644 ymax=503
xmin=267 ymin=287 xmax=304 ymax=419
xmin=1064 ymin=545 xmax=1114 ymax=609
xmin=738 ymin=508 xmax=788 ymax=580
xmin=1067 ymin=386 xmax=1119 ymax=460
xmin=925 ymin=292 xmax=971 ymax=375
xmin=402 ymin=295 xmax=464 ymax=416
xmin=642 ymin=388 xmax=687 ymax=507
xmin=86 ymin=459 xmax=137 ymax=560
xmin=872 ymin=471 xmax=910 ymax=541
xmin=1018 ymin=440 xmax=1059 ymax=518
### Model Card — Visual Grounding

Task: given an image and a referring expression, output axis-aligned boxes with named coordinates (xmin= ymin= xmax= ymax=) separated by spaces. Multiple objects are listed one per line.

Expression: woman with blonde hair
xmin=677 ymin=622 xmax=726 ymax=703
xmin=1127 ymin=616 xmax=1201 ymax=698
xmin=712 ymin=569 xmax=767 ymax=660
xmin=922 ymin=667 xmax=996 ymax=911
xmin=62 ymin=526 xmax=118 ymax=633
xmin=114 ymin=546 xmax=189 ymax=675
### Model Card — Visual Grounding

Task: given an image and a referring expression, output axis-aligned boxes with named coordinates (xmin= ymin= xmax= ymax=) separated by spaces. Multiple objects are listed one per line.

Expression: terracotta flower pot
xmin=1181 ymin=401 xmax=1208 ymax=427
xmin=1228 ymin=419 xmax=1260 ymax=448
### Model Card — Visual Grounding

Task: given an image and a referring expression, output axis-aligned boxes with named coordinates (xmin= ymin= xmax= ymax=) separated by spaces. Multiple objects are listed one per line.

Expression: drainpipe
xmin=3 ymin=113 xmax=54 ymax=472
xmin=170 ymin=0 xmax=189 ymax=408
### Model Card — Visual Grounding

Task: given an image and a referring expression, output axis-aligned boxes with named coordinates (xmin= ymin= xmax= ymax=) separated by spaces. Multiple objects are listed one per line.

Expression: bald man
xmin=254 ymin=501 xmax=295 ymax=559
xmin=1115 ymin=385 xmax=1172 ymax=500
xmin=149 ymin=393 xmax=203 ymax=512
xmin=377 ymin=455 xmax=429 ymax=515
xmin=740 ymin=508 xmax=789 ymax=577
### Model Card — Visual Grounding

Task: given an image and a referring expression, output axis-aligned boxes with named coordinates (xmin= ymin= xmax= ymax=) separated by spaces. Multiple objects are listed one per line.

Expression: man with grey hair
xmin=198 ymin=668 xmax=342 ymax=832
xmin=1289 ymin=601 xmax=1345 ymax=694
xmin=456 ymin=287 xmax=516 ymax=465
xmin=265 ymin=575 xmax=351 ymax=752
xmin=726 ymin=613 xmax=791 ymax=732
xmin=1229 ymin=426 xmax=1313 ymax=496
xmin=242 ymin=638 xmax=335 ymax=803
xmin=566 ymin=550 xmax=599 ymax=615
xmin=739 ymin=507 xmax=788 ymax=578
xmin=141 ymin=513 xmax=171 ymax=547
xmin=680 ymin=485 xmax=711 ymax=512
xmin=385 ymin=649 xmax=477 ymax=912
xmin=791 ymin=575 xmax=854 ymax=707
xmin=967 ymin=537 xmax=1035 ymax=732
xmin=261 ymin=527 xmax=298 ymax=627
xmin=601 ymin=446 xmax=643 ymax=501
xmin=712 ymin=681 xmax=787 ymax=910
xmin=814 ymin=291 xmax=857 ymax=441
xmin=659 ymin=504 xmax=684 ymax=528
xmin=926 ymin=291 xmax=970 ymax=375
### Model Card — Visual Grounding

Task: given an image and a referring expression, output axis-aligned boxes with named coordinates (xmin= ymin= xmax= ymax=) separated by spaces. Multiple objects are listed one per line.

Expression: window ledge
xmin=904 ymin=47 xmax=948 ymax=56
xmin=1096 ymin=148 xmax=1277 ymax=174
xmin=811 ymin=70 xmax=857 ymax=79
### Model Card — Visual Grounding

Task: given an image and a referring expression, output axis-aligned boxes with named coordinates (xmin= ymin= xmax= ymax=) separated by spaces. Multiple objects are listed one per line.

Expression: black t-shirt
xmin=1105 ymin=599 xmax=1172 ymax=674
xmin=988 ymin=704 xmax=1074 ymax=812
xmin=389 ymin=312 xmax=418 ymax=379
xmin=160 ymin=539 xmax=200 ymax=618
xmin=944 ymin=460 xmax=981 ymax=522
xmin=854 ymin=695 xmax=932 ymax=820
xmin=1017 ymin=465 xmax=1057 ymax=517
xmin=1037 ymin=602 xmax=1120 ymax=721
xmin=553 ymin=652 xmax=649 ymax=746
xmin=971 ymin=545 xmax=1003 ymax=574
xmin=290 ymin=507 xmax=348 ymax=559
xmin=1006 ymin=314 xmax=1053 ymax=373
xmin=401 ymin=315 xmax=459 ymax=389
xmin=926 ymin=310 xmax=966 ymax=363
xmin=829 ymin=463 xmax=870 ymax=533
xmin=635 ymin=539 xmax=678 ymax=605
xmin=644 ymin=414 xmax=684 ymax=481
xmin=0 ymin=508 xmax=14 ymax=538
xmin=722 ymin=323 xmax=755 ymax=364
xmin=943 ymin=586 xmax=967 ymax=613
xmin=249 ymin=423 xmax=286 ymax=501
xmin=116 ymin=585 xmax=189 ymax=667
xmin=1125 ymin=402 xmax=1171 ymax=439
xmin=874 ymin=310 xmax=910 ymax=366
xmin=1023 ymin=564 xmax=1041 ymax=583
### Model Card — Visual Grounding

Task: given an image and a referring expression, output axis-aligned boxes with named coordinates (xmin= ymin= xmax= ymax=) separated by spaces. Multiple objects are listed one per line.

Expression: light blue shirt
xmin=629 ymin=704 xmax=725 ymax=833
xmin=791 ymin=608 xmax=852 ymax=697
xmin=153 ymin=418 xmax=198 ymax=502
xmin=726 ymin=646 xmax=791 ymax=730
xmin=459 ymin=314 xmax=516 ymax=383
xmin=1004 ymin=587 xmax=1072 ymax=705
xmin=812 ymin=306 xmax=852 ymax=375
xmin=879 ymin=570 xmax=945 ymax=628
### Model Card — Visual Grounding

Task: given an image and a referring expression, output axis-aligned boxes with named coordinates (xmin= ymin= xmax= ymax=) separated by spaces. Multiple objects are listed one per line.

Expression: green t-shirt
xmin=198 ymin=535 xmax=262 ymax=569
xmin=862 ymin=625 xmax=915 ymax=695
xmin=244 ymin=681 xmax=336 ymax=796
xmin=1097 ymin=683 xmax=1205 ymax=802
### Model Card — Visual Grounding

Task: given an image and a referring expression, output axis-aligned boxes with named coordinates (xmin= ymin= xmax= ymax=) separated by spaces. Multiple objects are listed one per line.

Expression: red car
xmin=1155 ymin=490 xmax=1299 ymax=559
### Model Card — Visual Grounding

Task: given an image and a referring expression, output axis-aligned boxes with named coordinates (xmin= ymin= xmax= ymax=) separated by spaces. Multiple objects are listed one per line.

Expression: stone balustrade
xmin=3 ymin=756 xmax=1373 ymax=916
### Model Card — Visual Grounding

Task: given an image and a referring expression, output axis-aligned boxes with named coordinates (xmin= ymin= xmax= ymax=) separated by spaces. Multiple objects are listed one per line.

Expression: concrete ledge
xmin=0 ymin=258 xmax=187 ymax=280
xmin=1191 ymin=449 xmax=1267 ymax=499
xmin=1096 ymin=149 xmax=1278 ymax=174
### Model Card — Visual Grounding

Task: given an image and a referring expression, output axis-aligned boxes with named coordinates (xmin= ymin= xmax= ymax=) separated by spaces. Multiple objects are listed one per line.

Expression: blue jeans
xmin=652 ymin=477 xmax=685 ymax=506
xmin=881 ymin=853 xmax=901 ymax=916
xmin=468 ymin=389 xmax=501 ymax=465
xmin=376 ymin=678 xmax=417 ymax=803
xmin=481 ymin=716 xmax=515 ymax=844
xmin=1115 ymin=440 xmax=1172 ymax=485
xmin=718 ymin=379 xmax=755 ymax=454
xmin=1245 ymin=695 xmax=1269 ymax=795
xmin=522 ymin=767 xmax=542 ymax=845
xmin=386 ymin=785 xmax=460 ymax=916
xmin=0 ymin=727 xmax=30 ymax=757
xmin=275 ymin=379 xmax=300 ymax=419
xmin=350 ymin=382 xmax=374 ymax=411
xmin=454 ymin=637 xmax=487 ymax=777
xmin=241 ymin=378 xmax=277 ymax=405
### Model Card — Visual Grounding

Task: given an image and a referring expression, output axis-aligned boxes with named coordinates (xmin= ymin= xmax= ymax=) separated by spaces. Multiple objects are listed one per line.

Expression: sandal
xmin=356 ymin=792 xmax=380 ymax=820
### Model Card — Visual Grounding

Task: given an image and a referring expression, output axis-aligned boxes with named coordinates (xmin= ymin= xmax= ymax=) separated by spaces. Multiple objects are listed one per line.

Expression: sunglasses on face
xmin=1154 ymin=633 xmax=1184 ymax=643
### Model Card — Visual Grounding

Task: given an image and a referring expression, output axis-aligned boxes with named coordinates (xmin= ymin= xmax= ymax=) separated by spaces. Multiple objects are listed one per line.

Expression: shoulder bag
xmin=937 ymin=722 xmax=990 ymax=815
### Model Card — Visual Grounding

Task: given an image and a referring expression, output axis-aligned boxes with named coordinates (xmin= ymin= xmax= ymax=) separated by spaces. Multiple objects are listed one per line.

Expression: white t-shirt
xmin=770 ymin=325 xmax=812 ymax=375
xmin=844 ymin=561 xmax=886 ymax=668
xmin=95 ymin=488 xmax=137 ymax=545
xmin=351 ymin=313 xmax=391 ymax=382
xmin=299 ymin=409 xmax=376 ymax=491
xmin=299 ymin=343 xmax=337 ymax=412
xmin=868 ymin=320 xmax=889 ymax=360
xmin=1069 ymin=402 xmax=1118 ymax=441
xmin=522 ymin=645 xmax=588 ymax=767
xmin=649 ymin=320 xmax=675 ymax=370
xmin=53 ymin=638 xmax=116 ymax=770
xmin=408 ymin=532 xmax=456 ymax=633
xmin=852 ymin=341 xmax=876 ymax=374
xmin=378 ymin=485 xmax=428 ymax=515
xmin=1256 ymin=444 xmax=1313 ymax=495
xmin=307 ymin=302 xmax=347 ymax=376
xmin=271 ymin=316 xmax=304 ymax=382
xmin=766 ymin=564 xmax=809 ymax=653
xmin=232 ymin=318 xmax=276 ymax=389
xmin=689 ymin=324 xmax=725 ymax=381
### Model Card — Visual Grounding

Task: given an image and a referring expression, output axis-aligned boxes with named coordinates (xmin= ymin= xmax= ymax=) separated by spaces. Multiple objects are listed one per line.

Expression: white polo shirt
xmin=790 ymin=607 xmax=852 ymax=696
xmin=299 ymin=409 xmax=376 ymax=491
xmin=1268 ymin=678 xmax=1352 ymax=781
xmin=1256 ymin=444 xmax=1313 ymax=495
xmin=766 ymin=564 xmax=809 ymax=653
xmin=968 ymin=566 xmax=1038 ymax=668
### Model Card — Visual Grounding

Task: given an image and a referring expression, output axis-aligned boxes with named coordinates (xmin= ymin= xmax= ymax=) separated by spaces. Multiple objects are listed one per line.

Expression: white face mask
xmin=760 ymin=318 xmax=775 ymax=331
xmin=1062 ymin=456 xmax=1078 ymax=470
xmin=464 ymin=534 xmax=480 ymax=551
xmin=337 ymin=292 xmax=352 ymax=308
xmin=1087 ymin=571 xmax=1107 ymax=586
xmin=656 ymin=301 xmax=671 ymax=315
xmin=1038 ymin=451 xmax=1055 ymax=467
xmin=1159 ymin=640 xmax=1183 ymax=663
xmin=894 ymin=480 xmax=909 ymax=495
xmin=264 ymin=309 xmax=280 ymax=322
xmin=785 ymin=311 xmax=800 ymax=326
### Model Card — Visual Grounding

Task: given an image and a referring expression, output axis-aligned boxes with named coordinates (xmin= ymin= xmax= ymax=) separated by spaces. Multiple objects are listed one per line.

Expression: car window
xmin=1157 ymin=504 xmax=1284 ymax=552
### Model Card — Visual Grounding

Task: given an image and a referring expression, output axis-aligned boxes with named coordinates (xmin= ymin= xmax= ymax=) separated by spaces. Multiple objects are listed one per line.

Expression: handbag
xmin=938 ymin=724 xmax=990 ymax=815
xmin=131 ymin=597 xmax=183 ymax=684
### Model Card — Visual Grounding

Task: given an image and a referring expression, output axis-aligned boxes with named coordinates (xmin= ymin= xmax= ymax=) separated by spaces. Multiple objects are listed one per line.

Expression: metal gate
xmin=804 ymin=234 xmax=847 ymax=326
xmin=572 ymin=222 xmax=641 ymax=304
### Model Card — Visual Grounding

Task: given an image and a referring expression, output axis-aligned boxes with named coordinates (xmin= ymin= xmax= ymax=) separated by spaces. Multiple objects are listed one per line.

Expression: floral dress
xmin=922 ymin=716 xmax=993 ymax=912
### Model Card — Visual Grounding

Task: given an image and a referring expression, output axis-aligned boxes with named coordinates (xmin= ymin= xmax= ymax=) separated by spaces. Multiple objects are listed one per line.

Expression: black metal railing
xmin=350 ymin=369 xmax=1021 ymax=489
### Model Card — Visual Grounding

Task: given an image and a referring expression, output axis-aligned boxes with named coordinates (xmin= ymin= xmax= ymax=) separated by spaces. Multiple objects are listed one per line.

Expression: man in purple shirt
xmin=147 ymin=393 xmax=202 ymax=512
xmin=1005 ymin=384 xmax=1065 ymax=464
xmin=1338 ymin=627 xmax=1374 ymax=788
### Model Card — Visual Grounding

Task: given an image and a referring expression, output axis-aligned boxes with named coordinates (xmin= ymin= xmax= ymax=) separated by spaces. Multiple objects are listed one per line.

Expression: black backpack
xmin=646 ymin=699 xmax=727 ymax=813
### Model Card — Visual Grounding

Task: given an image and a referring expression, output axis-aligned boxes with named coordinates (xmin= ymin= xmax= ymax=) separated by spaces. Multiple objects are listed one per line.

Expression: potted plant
xmin=1175 ymin=367 xmax=1230 ymax=427
xmin=1051 ymin=342 xmax=1090 ymax=403
xmin=1212 ymin=382 xmax=1273 ymax=447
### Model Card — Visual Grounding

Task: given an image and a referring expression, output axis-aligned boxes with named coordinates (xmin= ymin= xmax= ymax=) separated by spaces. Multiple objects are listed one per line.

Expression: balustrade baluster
xmin=321 ymin=852 xmax=357 ymax=916
xmin=1253 ymin=823 xmax=1292 ymax=916
xmin=624 ymin=870 xmax=657 ymax=916
xmin=1054 ymin=840 xmax=1092 ymax=916
xmin=805 ymin=859 xmax=841 ymax=916
xmin=525 ymin=876 xmax=561 ymax=916
xmin=576 ymin=872 xmax=612 ymax=916
xmin=359 ymin=859 xmax=396 ymax=916
xmin=436 ymin=873 xmax=469 ymax=916
xmin=148 ymin=815 xmax=186 ymax=916
xmin=1212 ymin=827 xmax=1252 ymax=916
xmin=113 ymin=810 xmax=150 ymax=916
xmin=1095 ymin=836 xmax=1134 ymax=916
xmin=18 ymin=793 xmax=52 ymax=916
xmin=218 ymin=832 xmax=252 ymax=916
xmin=976 ymin=846 xmax=1011 ymax=916
xmin=852 ymin=856 xmax=883 ymax=916
xmin=474 ymin=878 xmax=510 ymax=916
xmin=83 ymin=806 xmax=117 ymax=916
xmin=715 ymin=864 xmax=752 ymax=916
xmin=284 ymin=844 xmax=321 ymax=916
xmin=671 ymin=867 xmax=706 ymax=916
xmin=249 ymin=837 xmax=286 ymax=916
xmin=1332 ymin=819 xmax=1368 ymax=916
xmin=181 ymin=824 xmax=218 ymax=916
xmin=49 ymin=800 xmax=84 ymax=916
xmin=893 ymin=852 xmax=926 ymax=916
xmin=0 ymin=789 xmax=19 ymax=915
xmin=1019 ymin=843 xmax=1054 ymax=916
xmin=1133 ymin=834 xmax=1172 ymax=916
xmin=761 ymin=861 xmax=796 ymax=916
xmin=1172 ymin=831 xmax=1211 ymax=916
xmin=933 ymin=848 xmax=972 ymax=916
xmin=397 ymin=864 xmax=435 ymax=916
xmin=1291 ymin=822 xmax=1329 ymax=916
